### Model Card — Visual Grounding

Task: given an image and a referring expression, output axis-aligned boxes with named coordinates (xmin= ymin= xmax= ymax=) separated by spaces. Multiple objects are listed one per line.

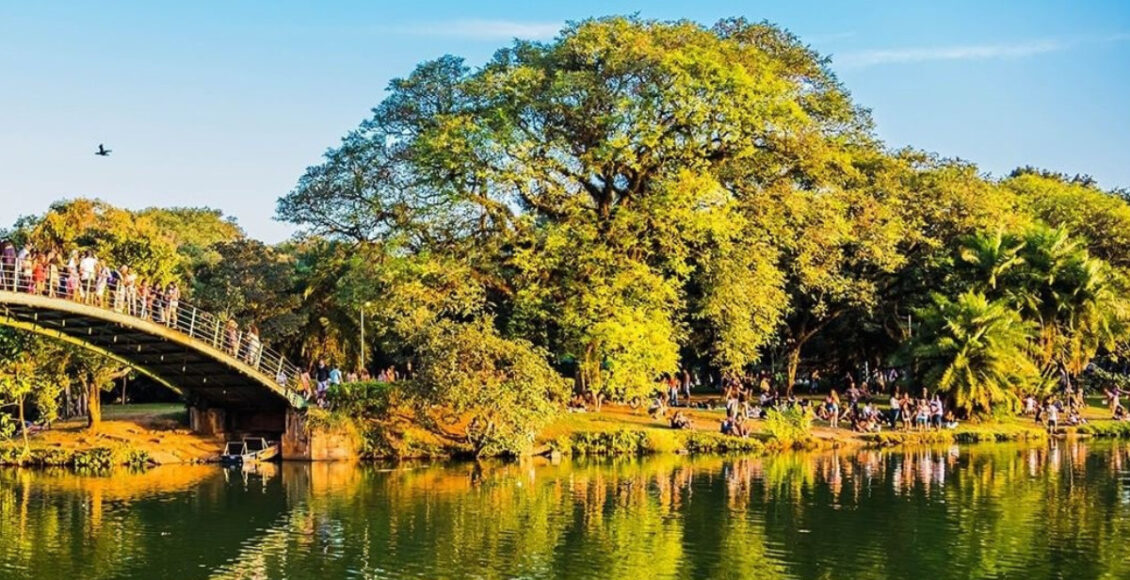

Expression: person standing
xmin=79 ymin=251 xmax=97 ymax=302
xmin=315 ymin=360 xmax=331 ymax=395
xmin=165 ymin=282 xmax=180 ymax=326
xmin=1 ymin=240 xmax=16 ymax=290
xmin=1046 ymin=400 xmax=1059 ymax=434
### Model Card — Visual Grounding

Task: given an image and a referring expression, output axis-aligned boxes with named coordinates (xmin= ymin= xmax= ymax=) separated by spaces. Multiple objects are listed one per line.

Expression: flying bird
xmin=95 ymin=144 xmax=112 ymax=157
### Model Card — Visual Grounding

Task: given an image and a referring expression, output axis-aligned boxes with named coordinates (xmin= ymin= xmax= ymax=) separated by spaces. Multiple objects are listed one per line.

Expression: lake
xmin=3 ymin=441 xmax=1130 ymax=579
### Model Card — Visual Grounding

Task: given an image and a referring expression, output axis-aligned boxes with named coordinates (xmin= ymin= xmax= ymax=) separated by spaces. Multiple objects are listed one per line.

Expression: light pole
xmin=360 ymin=301 xmax=372 ymax=372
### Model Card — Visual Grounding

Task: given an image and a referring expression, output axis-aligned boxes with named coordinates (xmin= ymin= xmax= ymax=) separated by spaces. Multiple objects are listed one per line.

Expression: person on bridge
xmin=244 ymin=324 xmax=261 ymax=367
xmin=32 ymin=255 xmax=46 ymax=295
xmin=165 ymin=282 xmax=180 ymax=326
xmin=0 ymin=240 xmax=15 ymax=291
xmin=79 ymin=251 xmax=97 ymax=302
xmin=225 ymin=319 xmax=240 ymax=355
xmin=47 ymin=254 xmax=60 ymax=298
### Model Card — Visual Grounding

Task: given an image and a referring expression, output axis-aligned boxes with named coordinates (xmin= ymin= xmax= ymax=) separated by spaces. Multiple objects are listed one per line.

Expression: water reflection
xmin=5 ymin=441 xmax=1130 ymax=579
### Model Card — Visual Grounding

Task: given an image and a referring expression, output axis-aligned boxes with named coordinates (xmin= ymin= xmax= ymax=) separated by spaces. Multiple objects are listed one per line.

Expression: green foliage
xmin=192 ymin=239 xmax=304 ymax=341
xmin=412 ymin=319 xmax=568 ymax=456
xmin=680 ymin=431 xmax=766 ymax=454
xmin=0 ymin=414 xmax=16 ymax=440
xmin=761 ymin=407 xmax=814 ymax=446
xmin=1076 ymin=421 xmax=1130 ymax=438
xmin=567 ymin=430 xmax=651 ymax=456
xmin=912 ymin=292 xmax=1038 ymax=416
xmin=326 ymin=381 xmax=394 ymax=417
xmin=71 ymin=447 xmax=115 ymax=470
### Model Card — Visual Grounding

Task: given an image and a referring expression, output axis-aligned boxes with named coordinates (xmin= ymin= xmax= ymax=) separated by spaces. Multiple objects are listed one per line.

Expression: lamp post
xmin=360 ymin=301 xmax=372 ymax=372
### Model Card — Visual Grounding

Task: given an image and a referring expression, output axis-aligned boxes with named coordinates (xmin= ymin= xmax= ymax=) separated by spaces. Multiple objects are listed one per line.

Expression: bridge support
xmin=281 ymin=408 xmax=358 ymax=461
xmin=189 ymin=406 xmax=227 ymax=437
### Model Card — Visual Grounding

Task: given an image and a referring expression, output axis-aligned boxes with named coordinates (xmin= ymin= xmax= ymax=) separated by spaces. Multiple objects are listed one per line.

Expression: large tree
xmin=279 ymin=16 xmax=878 ymax=402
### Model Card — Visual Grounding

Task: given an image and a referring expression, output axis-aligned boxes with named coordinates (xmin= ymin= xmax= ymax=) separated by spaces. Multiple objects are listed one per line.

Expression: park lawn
xmin=17 ymin=403 xmax=219 ymax=464
xmin=539 ymin=392 xmax=1125 ymax=450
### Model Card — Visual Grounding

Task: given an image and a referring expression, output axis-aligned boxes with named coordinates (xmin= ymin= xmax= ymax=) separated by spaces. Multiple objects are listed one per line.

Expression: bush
xmin=0 ymin=414 xmax=17 ymax=441
xmin=0 ymin=445 xmax=28 ymax=465
xmin=762 ymin=407 xmax=813 ymax=446
xmin=1077 ymin=421 xmax=1130 ymax=438
xmin=30 ymin=447 xmax=72 ymax=466
xmin=123 ymin=449 xmax=152 ymax=468
xmin=327 ymin=381 xmax=395 ymax=417
xmin=71 ymin=447 xmax=115 ymax=470
xmin=681 ymin=431 xmax=765 ymax=454
xmin=413 ymin=319 xmax=568 ymax=457
xmin=568 ymin=430 xmax=649 ymax=455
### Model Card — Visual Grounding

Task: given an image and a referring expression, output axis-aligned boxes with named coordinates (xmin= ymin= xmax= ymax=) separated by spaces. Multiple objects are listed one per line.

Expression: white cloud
xmin=838 ymin=32 xmax=1130 ymax=68
xmin=391 ymin=19 xmax=562 ymax=40
xmin=838 ymin=40 xmax=1065 ymax=68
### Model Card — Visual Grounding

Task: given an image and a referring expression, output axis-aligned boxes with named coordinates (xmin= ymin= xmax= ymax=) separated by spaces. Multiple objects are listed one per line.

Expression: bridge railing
xmin=0 ymin=262 xmax=307 ymax=407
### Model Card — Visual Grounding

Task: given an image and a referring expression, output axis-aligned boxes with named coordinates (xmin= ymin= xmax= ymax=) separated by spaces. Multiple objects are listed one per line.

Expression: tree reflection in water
xmin=5 ymin=442 xmax=1130 ymax=579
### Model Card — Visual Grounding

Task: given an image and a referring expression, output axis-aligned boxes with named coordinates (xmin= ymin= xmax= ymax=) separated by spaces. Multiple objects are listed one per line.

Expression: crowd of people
xmin=294 ymin=359 xmax=405 ymax=407
xmin=1025 ymin=388 xmax=1089 ymax=432
xmin=636 ymin=368 xmax=972 ymax=438
xmin=1 ymin=240 xmax=285 ymax=393
xmin=0 ymin=241 xmax=182 ymax=326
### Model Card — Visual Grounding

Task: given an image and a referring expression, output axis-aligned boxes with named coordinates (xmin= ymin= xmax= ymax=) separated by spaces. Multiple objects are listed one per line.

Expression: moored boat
xmin=220 ymin=437 xmax=279 ymax=465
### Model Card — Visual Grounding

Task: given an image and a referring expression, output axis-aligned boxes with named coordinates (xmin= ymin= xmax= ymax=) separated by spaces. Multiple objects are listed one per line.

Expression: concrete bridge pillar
xmin=281 ymin=408 xmax=358 ymax=461
xmin=189 ymin=406 xmax=227 ymax=437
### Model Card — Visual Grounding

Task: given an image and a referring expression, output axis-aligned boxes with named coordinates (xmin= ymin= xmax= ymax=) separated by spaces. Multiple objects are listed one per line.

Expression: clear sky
xmin=2 ymin=1 xmax=1127 ymax=242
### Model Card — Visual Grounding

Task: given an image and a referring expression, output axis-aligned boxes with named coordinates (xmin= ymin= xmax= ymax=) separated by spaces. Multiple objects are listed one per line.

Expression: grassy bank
xmin=0 ymin=444 xmax=151 ymax=469
xmin=0 ymin=403 xmax=221 ymax=467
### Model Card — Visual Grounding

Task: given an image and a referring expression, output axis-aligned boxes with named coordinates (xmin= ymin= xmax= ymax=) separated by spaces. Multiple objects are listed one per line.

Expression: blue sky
xmin=1 ymin=1 xmax=1127 ymax=242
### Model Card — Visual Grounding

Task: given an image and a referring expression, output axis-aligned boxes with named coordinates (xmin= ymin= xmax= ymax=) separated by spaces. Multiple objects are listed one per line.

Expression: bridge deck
xmin=0 ymin=290 xmax=306 ymax=411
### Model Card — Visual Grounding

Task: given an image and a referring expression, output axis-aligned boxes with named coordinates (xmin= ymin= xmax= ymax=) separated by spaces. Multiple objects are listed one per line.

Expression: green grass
xmin=101 ymin=403 xmax=187 ymax=425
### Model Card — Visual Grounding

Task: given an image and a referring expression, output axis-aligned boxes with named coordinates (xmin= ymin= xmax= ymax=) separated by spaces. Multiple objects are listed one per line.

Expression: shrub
xmin=681 ymin=431 xmax=765 ymax=454
xmin=1077 ymin=421 xmax=1130 ymax=438
xmin=0 ymin=445 xmax=27 ymax=465
xmin=568 ymin=430 xmax=649 ymax=455
xmin=413 ymin=319 xmax=568 ymax=457
xmin=0 ymin=414 xmax=17 ymax=441
xmin=762 ymin=407 xmax=813 ymax=446
xmin=30 ymin=447 xmax=72 ymax=466
xmin=123 ymin=449 xmax=152 ymax=468
xmin=326 ymin=381 xmax=395 ymax=417
xmin=71 ymin=447 xmax=115 ymax=470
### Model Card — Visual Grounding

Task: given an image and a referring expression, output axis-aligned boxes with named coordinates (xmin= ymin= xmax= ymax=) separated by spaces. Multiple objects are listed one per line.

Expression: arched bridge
xmin=0 ymin=274 xmax=307 ymax=434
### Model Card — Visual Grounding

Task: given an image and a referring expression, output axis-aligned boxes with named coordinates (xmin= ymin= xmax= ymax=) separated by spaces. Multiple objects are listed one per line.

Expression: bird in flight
xmin=95 ymin=144 xmax=112 ymax=156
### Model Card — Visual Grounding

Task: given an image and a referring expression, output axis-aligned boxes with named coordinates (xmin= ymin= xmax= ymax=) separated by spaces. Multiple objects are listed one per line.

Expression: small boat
xmin=220 ymin=437 xmax=279 ymax=465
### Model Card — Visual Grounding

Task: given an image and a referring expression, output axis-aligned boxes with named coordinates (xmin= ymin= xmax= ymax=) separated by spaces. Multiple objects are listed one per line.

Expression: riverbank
xmin=0 ymin=404 xmax=223 ymax=467
xmin=4 ymin=397 xmax=1127 ymax=467
xmin=535 ymin=401 xmax=1052 ymax=456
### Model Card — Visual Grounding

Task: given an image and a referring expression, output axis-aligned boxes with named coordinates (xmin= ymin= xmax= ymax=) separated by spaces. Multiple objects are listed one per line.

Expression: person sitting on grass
xmin=648 ymin=396 xmax=668 ymax=420
xmin=731 ymin=413 xmax=749 ymax=438
xmin=669 ymin=410 xmax=692 ymax=430
xmin=1115 ymin=405 xmax=1129 ymax=421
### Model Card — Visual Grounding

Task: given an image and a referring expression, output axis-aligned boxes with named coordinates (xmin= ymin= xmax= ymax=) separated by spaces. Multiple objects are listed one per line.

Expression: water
xmin=3 ymin=441 xmax=1130 ymax=579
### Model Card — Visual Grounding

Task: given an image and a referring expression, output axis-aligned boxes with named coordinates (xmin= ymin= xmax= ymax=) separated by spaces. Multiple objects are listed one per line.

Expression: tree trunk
xmin=86 ymin=379 xmax=102 ymax=432
xmin=786 ymin=345 xmax=801 ymax=397
xmin=18 ymin=396 xmax=28 ymax=451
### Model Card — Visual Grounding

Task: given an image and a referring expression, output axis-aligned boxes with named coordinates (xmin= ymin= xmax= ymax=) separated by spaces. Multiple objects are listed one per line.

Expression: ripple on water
xmin=7 ymin=442 xmax=1130 ymax=578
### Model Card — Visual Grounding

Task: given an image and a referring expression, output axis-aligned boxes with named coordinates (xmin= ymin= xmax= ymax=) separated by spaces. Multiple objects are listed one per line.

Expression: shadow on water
xmin=4 ymin=440 xmax=1130 ymax=579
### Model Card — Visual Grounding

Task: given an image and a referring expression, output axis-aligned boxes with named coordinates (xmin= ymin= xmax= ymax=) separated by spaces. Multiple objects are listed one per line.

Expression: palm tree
xmin=1016 ymin=225 xmax=1124 ymax=386
xmin=912 ymin=292 xmax=1037 ymax=417
xmin=959 ymin=229 xmax=1025 ymax=292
